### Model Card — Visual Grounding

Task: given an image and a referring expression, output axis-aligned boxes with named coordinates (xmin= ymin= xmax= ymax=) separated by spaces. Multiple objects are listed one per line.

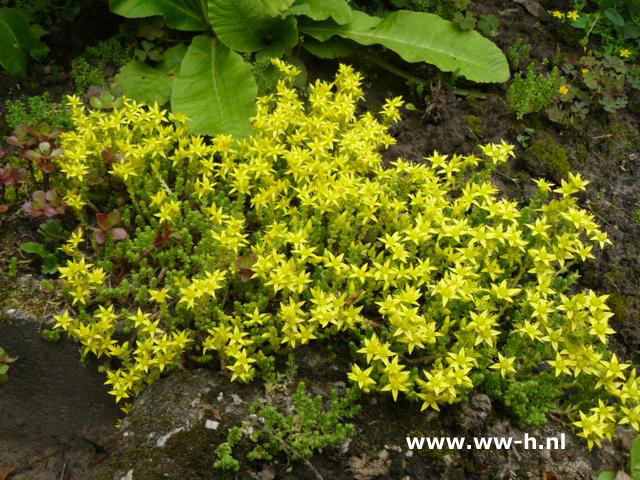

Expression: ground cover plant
xmin=46 ymin=60 xmax=638 ymax=453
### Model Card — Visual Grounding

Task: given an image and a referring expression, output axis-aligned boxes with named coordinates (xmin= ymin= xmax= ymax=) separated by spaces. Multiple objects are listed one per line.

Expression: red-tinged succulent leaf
xmin=106 ymin=210 xmax=121 ymax=229
xmin=236 ymin=253 xmax=257 ymax=270
xmin=45 ymin=189 xmax=58 ymax=203
xmin=95 ymin=230 xmax=107 ymax=244
xmin=111 ymin=227 xmax=127 ymax=241
xmin=6 ymin=136 xmax=22 ymax=147
xmin=155 ymin=223 xmax=171 ymax=247
xmin=32 ymin=190 xmax=46 ymax=204
xmin=23 ymin=150 xmax=42 ymax=162
xmin=96 ymin=212 xmax=108 ymax=230
xmin=22 ymin=202 xmax=33 ymax=215
xmin=236 ymin=253 xmax=257 ymax=282
xmin=0 ymin=148 xmax=7 ymax=158
xmin=38 ymin=141 xmax=51 ymax=154
xmin=0 ymin=204 xmax=9 ymax=213
xmin=44 ymin=206 xmax=58 ymax=217
xmin=39 ymin=162 xmax=55 ymax=174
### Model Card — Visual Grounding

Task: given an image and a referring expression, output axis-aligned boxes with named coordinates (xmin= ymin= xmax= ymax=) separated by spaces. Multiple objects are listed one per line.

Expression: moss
xmin=574 ymin=144 xmax=588 ymax=167
xmin=607 ymin=292 xmax=629 ymax=321
xmin=466 ymin=115 xmax=485 ymax=138
xmin=525 ymin=130 xmax=570 ymax=182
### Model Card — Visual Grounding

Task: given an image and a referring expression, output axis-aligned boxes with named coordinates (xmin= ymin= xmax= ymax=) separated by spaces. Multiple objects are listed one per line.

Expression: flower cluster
xmin=52 ymin=61 xmax=634 ymax=448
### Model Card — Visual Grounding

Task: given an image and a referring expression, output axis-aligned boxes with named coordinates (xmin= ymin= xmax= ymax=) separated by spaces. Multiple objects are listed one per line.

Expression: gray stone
xmin=0 ymin=307 xmax=120 ymax=446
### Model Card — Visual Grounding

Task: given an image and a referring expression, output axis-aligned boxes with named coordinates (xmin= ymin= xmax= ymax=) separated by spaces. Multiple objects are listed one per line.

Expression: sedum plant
xmin=52 ymin=60 xmax=635 ymax=450
xmin=215 ymin=381 xmax=360 ymax=472
xmin=109 ymin=0 xmax=509 ymax=137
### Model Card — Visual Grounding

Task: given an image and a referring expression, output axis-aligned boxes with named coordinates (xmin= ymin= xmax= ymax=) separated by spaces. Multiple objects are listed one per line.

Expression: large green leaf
xmin=115 ymin=44 xmax=187 ymax=105
xmin=302 ymin=36 xmax=357 ymax=59
xmin=207 ymin=0 xmax=296 ymax=52
xmin=109 ymin=0 xmax=209 ymax=31
xmin=300 ymin=10 xmax=509 ymax=83
xmin=171 ymin=35 xmax=257 ymax=137
xmin=0 ymin=7 xmax=33 ymax=76
xmin=283 ymin=0 xmax=352 ymax=25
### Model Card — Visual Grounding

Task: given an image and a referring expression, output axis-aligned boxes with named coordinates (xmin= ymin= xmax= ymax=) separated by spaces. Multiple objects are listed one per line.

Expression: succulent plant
xmin=23 ymin=189 xmax=66 ymax=217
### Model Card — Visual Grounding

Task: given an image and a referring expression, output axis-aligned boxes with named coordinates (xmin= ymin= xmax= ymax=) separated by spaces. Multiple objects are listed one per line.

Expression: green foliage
xmin=20 ymin=219 xmax=69 ymax=274
xmin=0 ymin=7 xmax=48 ymax=76
xmin=214 ymin=382 xmax=360 ymax=471
xmin=1 ymin=0 xmax=95 ymax=26
xmin=84 ymin=36 xmax=134 ymax=68
xmin=8 ymin=256 xmax=18 ymax=278
xmin=507 ymin=38 xmax=532 ymax=72
xmin=0 ymin=346 xmax=17 ymax=384
xmin=547 ymin=52 xmax=639 ymax=126
xmin=507 ymin=62 xmax=563 ymax=119
xmin=300 ymin=10 xmax=509 ymax=83
xmin=170 ymin=36 xmax=258 ymax=138
xmin=109 ymin=0 xmax=508 ymax=135
xmin=5 ymin=93 xmax=71 ymax=131
xmin=482 ymin=371 xmax=561 ymax=427
xmin=557 ymin=1 xmax=640 ymax=55
xmin=71 ymin=57 xmax=106 ymax=93
xmin=597 ymin=436 xmax=640 ymax=480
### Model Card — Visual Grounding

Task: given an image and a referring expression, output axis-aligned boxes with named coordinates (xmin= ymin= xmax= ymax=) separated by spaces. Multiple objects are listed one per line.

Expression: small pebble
xmin=205 ymin=419 xmax=219 ymax=430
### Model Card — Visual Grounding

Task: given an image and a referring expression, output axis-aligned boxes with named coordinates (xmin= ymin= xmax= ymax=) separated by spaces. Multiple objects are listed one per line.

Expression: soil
xmin=1 ymin=0 xmax=640 ymax=478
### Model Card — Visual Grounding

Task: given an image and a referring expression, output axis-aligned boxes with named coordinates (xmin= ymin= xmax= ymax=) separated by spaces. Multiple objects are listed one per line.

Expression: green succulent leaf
xmin=300 ymin=10 xmax=510 ymax=83
xmin=207 ymin=0 xmax=296 ymax=52
xmin=108 ymin=0 xmax=209 ymax=31
xmin=0 ymin=7 xmax=33 ymax=76
xmin=171 ymin=35 xmax=257 ymax=137
xmin=115 ymin=43 xmax=187 ymax=105
xmin=42 ymin=254 xmax=59 ymax=274
xmin=283 ymin=0 xmax=352 ymax=25
xmin=20 ymin=241 xmax=47 ymax=258
xmin=596 ymin=473 xmax=615 ymax=480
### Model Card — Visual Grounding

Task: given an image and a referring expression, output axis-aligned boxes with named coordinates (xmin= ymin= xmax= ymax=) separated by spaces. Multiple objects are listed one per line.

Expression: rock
xmin=456 ymin=393 xmax=492 ymax=432
xmin=109 ymin=368 xmax=261 ymax=480
xmin=470 ymin=394 xmax=492 ymax=413
xmin=0 ymin=307 xmax=120 ymax=446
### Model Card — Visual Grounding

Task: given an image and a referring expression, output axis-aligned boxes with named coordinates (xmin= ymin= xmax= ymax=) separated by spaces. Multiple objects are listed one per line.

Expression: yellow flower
xmin=149 ymin=288 xmax=170 ymax=304
xmin=558 ymin=85 xmax=569 ymax=95
xmin=581 ymin=68 xmax=589 ymax=75
xmin=490 ymin=354 xmax=517 ymax=377
xmin=567 ymin=10 xmax=579 ymax=21
xmin=347 ymin=364 xmax=376 ymax=391
xmin=619 ymin=48 xmax=632 ymax=59
xmin=551 ymin=10 xmax=565 ymax=19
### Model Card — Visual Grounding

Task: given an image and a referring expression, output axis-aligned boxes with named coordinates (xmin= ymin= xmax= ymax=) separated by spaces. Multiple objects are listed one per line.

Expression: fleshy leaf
xmin=20 ymin=242 xmax=47 ymax=257
xmin=111 ymin=227 xmax=128 ymax=241
xmin=171 ymin=35 xmax=257 ymax=137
